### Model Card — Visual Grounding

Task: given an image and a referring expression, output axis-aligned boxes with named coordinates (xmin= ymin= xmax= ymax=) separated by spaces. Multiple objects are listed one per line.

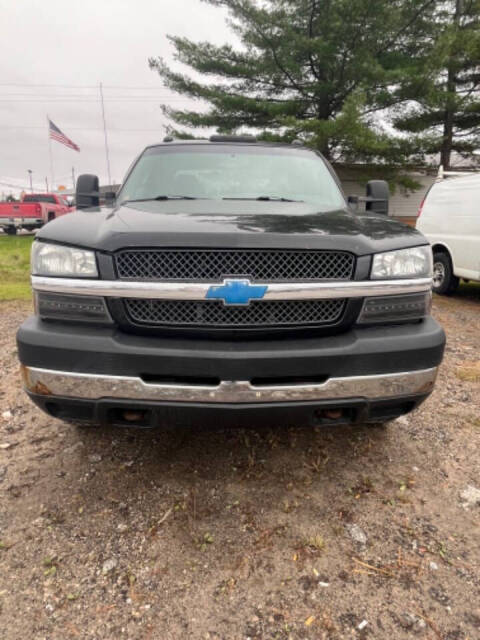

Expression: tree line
xmin=149 ymin=0 xmax=480 ymax=170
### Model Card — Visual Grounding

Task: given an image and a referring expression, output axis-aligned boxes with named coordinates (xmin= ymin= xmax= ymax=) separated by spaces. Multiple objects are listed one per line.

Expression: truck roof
xmin=25 ymin=193 xmax=58 ymax=197
xmin=143 ymin=135 xmax=309 ymax=152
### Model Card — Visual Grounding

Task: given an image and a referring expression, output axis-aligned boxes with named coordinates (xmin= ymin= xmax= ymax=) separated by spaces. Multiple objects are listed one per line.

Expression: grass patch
xmin=0 ymin=235 xmax=34 ymax=300
xmin=303 ymin=533 xmax=326 ymax=553
xmin=456 ymin=361 xmax=480 ymax=383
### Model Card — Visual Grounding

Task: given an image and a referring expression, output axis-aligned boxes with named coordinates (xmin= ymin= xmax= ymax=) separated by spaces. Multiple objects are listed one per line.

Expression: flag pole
xmin=47 ymin=115 xmax=55 ymax=191
xmin=99 ymin=82 xmax=112 ymax=187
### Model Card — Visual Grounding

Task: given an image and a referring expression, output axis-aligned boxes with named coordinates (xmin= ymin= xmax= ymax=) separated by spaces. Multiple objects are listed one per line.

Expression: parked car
xmin=17 ymin=137 xmax=445 ymax=429
xmin=0 ymin=193 xmax=74 ymax=235
xmin=417 ymin=173 xmax=480 ymax=294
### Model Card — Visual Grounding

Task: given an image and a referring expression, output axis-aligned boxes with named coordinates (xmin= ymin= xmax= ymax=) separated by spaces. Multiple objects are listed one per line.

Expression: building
xmin=335 ymin=166 xmax=437 ymax=227
xmin=337 ymin=153 xmax=480 ymax=227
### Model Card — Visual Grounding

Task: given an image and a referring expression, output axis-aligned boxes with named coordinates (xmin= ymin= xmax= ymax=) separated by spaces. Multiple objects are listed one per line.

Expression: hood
xmin=37 ymin=199 xmax=425 ymax=255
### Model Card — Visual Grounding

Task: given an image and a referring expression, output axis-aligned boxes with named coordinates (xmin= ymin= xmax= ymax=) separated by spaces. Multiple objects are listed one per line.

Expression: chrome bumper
xmin=0 ymin=217 xmax=42 ymax=227
xmin=21 ymin=366 xmax=438 ymax=404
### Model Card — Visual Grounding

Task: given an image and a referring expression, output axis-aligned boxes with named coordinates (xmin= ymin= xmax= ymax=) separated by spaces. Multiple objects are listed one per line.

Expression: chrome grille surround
xmin=115 ymin=249 xmax=355 ymax=282
xmin=31 ymin=274 xmax=433 ymax=331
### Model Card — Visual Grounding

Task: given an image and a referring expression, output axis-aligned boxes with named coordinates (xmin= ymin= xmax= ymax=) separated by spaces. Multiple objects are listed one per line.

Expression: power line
xmin=0 ymin=94 xmax=185 ymax=98
xmin=0 ymin=126 xmax=167 ymax=131
xmin=0 ymin=180 xmax=31 ymax=189
xmin=0 ymin=98 xmax=193 ymax=102
xmin=0 ymin=82 xmax=185 ymax=90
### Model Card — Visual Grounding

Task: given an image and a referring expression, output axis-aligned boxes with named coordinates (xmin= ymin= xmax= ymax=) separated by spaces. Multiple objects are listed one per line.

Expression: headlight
xmin=371 ymin=246 xmax=432 ymax=280
xmin=32 ymin=242 xmax=97 ymax=277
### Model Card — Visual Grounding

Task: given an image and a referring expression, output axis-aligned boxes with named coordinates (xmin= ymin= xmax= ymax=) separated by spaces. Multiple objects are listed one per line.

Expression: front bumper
xmin=22 ymin=365 xmax=438 ymax=404
xmin=17 ymin=315 xmax=445 ymax=427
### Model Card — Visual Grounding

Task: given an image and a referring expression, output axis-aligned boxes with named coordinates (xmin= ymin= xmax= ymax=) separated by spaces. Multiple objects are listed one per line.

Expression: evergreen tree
xmin=150 ymin=0 xmax=435 ymax=163
xmin=394 ymin=0 xmax=480 ymax=168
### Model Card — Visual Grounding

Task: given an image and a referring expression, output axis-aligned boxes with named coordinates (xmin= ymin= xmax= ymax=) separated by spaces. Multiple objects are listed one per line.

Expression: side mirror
xmin=76 ymin=174 xmax=100 ymax=209
xmin=365 ymin=180 xmax=389 ymax=216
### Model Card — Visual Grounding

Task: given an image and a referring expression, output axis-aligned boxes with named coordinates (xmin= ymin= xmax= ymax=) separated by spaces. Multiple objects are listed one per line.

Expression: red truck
xmin=0 ymin=193 xmax=74 ymax=235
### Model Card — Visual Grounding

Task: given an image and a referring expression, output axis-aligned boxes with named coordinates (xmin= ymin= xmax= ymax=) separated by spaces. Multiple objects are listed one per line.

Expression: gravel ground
xmin=0 ymin=294 xmax=479 ymax=640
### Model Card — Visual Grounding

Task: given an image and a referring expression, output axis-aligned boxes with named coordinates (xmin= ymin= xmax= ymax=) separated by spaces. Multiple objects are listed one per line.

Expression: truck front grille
xmin=115 ymin=249 xmax=355 ymax=282
xmin=124 ymin=298 xmax=346 ymax=328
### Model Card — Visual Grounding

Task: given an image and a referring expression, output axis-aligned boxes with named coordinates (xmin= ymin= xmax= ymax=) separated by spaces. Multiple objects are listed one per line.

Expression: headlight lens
xmin=371 ymin=246 xmax=433 ymax=280
xmin=32 ymin=242 xmax=97 ymax=277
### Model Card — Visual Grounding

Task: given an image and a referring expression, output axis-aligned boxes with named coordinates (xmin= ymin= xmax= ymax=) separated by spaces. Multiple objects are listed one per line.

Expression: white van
xmin=417 ymin=173 xmax=480 ymax=295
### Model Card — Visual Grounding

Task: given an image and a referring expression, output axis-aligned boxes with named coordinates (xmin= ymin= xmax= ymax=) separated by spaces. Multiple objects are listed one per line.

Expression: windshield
xmin=118 ymin=145 xmax=345 ymax=211
xmin=23 ymin=194 xmax=57 ymax=204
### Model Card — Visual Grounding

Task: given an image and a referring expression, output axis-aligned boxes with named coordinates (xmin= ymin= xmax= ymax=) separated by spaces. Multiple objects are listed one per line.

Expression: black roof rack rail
xmin=209 ymin=135 xmax=257 ymax=143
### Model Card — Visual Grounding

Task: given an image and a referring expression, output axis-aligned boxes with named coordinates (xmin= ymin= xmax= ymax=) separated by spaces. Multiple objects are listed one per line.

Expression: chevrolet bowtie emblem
xmin=206 ymin=279 xmax=268 ymax=306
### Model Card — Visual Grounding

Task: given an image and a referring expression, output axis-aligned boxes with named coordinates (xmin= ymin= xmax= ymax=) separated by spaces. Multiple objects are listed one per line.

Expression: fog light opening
xmin=123 ymin=410 xmax=147 ymax=423
xmin=106 ymin=407 xmax=152 ymax=427
xmin=314 ymin=408 xmax=349 ymax=425
xmin=323 ymin=409 xmax=343 ymax=420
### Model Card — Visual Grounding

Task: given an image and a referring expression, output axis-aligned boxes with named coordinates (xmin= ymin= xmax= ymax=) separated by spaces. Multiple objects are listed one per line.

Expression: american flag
xmin=48 ymin=119 xmax=80 ymax=152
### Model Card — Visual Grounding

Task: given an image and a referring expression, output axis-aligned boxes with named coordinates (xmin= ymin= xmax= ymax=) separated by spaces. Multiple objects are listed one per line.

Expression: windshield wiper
xmin=223 ymin=196 xmax=303 ymax=202
xmin=122 ymin=195 xmax=199 ymax=204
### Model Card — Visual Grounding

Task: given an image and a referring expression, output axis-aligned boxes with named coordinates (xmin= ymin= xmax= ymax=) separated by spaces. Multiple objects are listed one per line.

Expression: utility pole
xmin=27 ymin=169 xmax=33 ymax=192
xmin=72 ymin=167 xmax=76 ymax=190
xmin=99 ymin=82 xmax=112 ymax=187
xmin=45 ymin=177 xmax=49 ymax=192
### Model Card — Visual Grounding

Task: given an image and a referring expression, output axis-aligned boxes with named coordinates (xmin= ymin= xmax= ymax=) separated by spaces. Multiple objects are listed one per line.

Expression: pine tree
xmin=394 ymin=0 xmax=480 ymax=168
xmin=149 ymin=0 xmax=436 ymax=163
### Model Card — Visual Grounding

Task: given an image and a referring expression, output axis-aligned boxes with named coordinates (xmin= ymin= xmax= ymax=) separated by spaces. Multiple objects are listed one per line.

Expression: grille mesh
xmin=115 ymin=249 xmax=354 ymax=282
xmin=124 ymin=298 xmax=346 ymax=328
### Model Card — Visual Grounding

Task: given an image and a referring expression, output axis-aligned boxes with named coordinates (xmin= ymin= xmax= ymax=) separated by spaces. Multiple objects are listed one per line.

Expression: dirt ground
xmin=0 ymin=293 xmax=479 ymax=640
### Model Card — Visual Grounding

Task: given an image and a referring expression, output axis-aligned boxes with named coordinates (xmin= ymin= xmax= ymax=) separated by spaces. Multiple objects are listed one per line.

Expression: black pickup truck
xmin=17 ymin=137 xmax=445 ymax=429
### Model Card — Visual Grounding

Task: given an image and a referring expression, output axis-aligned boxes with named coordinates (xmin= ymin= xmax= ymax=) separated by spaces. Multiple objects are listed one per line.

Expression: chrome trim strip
xmin=22 ymin=366 xmax=438 ymax=404
xmin=31 ymin=276 xmax=433 ymax=301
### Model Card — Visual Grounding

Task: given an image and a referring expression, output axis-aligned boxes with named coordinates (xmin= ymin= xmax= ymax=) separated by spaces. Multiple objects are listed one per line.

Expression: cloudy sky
xmin=0 ymin=0 xmax=231 ymax=193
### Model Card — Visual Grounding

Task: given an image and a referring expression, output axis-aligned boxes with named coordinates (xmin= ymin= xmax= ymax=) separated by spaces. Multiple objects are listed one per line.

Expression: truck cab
xmin=17 ymin=138 xmax=445 ymax=429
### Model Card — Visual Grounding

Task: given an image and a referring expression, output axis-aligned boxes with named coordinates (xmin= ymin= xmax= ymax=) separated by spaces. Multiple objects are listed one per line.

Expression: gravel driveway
xmin=0 ymin=294 xmax=479 ymax=639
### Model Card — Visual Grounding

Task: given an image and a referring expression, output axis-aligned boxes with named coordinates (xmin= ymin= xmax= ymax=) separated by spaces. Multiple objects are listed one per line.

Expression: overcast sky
xmin=0 ymin=0 xmax=231 ymax=193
